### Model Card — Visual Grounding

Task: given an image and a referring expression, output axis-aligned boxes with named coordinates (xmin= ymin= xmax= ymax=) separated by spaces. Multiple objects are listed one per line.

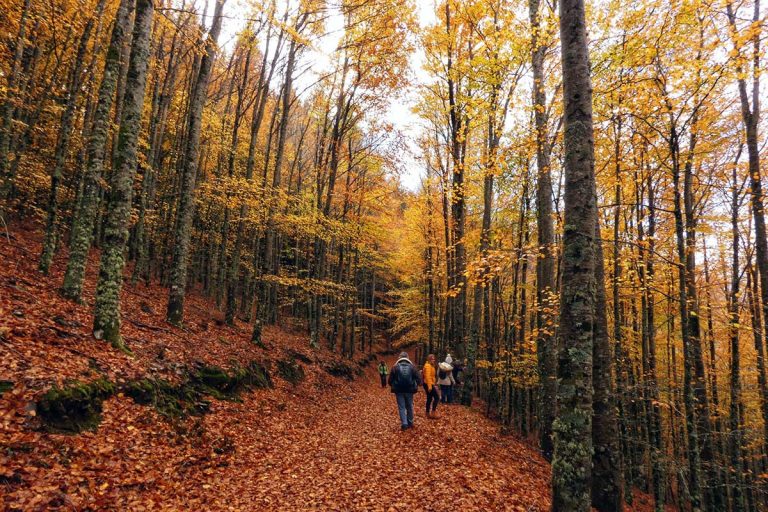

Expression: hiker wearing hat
xmin=388 ymin=351 xmax=422 ymax=431
xmin=423 ymin=354 xmax=440 ymax=419
xmin=437 ymin=355 xmax=455 ymax=404
xmin=377 ymin=360 xmax=389 ymax=388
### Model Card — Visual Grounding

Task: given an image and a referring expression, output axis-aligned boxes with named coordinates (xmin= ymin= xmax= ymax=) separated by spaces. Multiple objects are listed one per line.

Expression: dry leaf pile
xmin=1 ymin=226 xmax=669 ymax=511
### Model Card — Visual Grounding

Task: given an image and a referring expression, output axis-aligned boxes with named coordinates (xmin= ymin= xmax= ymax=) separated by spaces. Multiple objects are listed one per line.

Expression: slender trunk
xmin=92 ymin=0 xmax=153 ymax=347
xmin=727 ymin=0 xmax=768 ymax=454
xmin=61 ymin=0 xmax=135 ymax=301
xmin=670 ymin=127 xmax=703 ymax=511
xmin=728 ymin=153 xmax=746 ymax=511
xmin=643 ymin=172 xmax=665 ymax=511
xmin=0 ymin=0 xmax=32 ymax=193
xmin=167 ymin=0 xmax=225 ymax=325
xmin=529 ymin=0 xmax=557 ymax=461
xmin=40 ymin=1 xmax=105 ymax=273
xmin=593 ymin=223 xmax=623 ymax=512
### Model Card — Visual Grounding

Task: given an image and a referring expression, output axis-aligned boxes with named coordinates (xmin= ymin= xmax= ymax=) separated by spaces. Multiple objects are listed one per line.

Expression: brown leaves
xmin=1 ymin=226 xmax=663 ymax=510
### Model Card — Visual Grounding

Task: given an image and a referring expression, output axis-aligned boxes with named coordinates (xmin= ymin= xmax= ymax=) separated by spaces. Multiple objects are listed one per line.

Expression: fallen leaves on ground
xmin=1 ymin=225 xmax=671 ymax=511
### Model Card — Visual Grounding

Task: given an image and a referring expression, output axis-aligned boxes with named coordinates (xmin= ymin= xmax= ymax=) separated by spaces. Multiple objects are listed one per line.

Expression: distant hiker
xmin=437 ymin=356 xmax=455 ymax=404
xmin=452 ymin=359 xmax=464 ymax=401
xmin=388 ymin=351 xmax=421 ymax=431
xmin=423 ymin=353 xmax=439 ymax=418
xmin=378 ymin=360 xmax=388 ymax=388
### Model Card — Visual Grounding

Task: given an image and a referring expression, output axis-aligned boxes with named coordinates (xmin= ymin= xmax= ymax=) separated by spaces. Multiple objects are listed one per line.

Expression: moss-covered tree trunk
xmin=61 ymin=0 xmax=135 ymax=301
xmin=92 ymin=0 xmax=153 ymax=347
xmin=166 ymin=0 xmax=225 ymax=325
xmin=0 ymin=0 xmax=31 ymax=197
xmin=39 ymin=1 xmax=105 ymax=274
xmin=551 ymin=0 xmax=598 ymax=508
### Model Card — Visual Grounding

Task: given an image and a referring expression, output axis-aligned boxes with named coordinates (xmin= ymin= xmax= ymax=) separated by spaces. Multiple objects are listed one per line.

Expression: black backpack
xmin=438 ymin=369 xmax=447 ymax=379
xmin=393 ymin=361 xmax=415 ymax=392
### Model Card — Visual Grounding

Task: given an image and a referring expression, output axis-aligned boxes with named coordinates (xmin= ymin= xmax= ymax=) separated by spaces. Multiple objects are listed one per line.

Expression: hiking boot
xmin=407 ymin=423 xmax=414 ymax=429
xmin=401 ymin=425 xmax=408 ymax=431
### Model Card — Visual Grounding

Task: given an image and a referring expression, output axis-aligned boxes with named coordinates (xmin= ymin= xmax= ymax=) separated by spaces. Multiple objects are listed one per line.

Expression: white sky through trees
xmin=212 ymin=0 xmax=439 ymax=192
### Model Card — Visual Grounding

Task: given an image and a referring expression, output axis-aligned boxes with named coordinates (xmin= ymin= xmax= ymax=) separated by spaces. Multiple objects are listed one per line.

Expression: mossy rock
xmin=35 ymin=361 xmax=273 ymax=432
xmin=192 ymin=365 xmax=237 ymax=399
xmin=242 ymin=361 xmax=272 ymax=389
xmin=277 ymin=359 xmax=305 ymax=385
xmin=287 ymin=349 xmax=313 ymax=364
xmin=0 ymin=380 xmax=13 ymax=397
xmin=124 ymin=378 xmax=209 ymax=418
xmin=37 ymin=379 xmax=115 ymax=433
xmin=323 ymin=361 xmax=358 ymax=381
xmin=192 ymin=362 xmax=272 ymax=400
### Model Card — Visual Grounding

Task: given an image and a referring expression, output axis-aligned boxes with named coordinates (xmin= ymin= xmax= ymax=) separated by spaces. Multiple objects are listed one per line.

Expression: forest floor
xmin=1 ymin=224 xmax=665 ymax=511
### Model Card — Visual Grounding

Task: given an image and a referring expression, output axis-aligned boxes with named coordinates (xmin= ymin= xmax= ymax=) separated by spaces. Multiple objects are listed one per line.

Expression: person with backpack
xmin=423 ymin=353 xmax=440 ymax=419
xmin=452 ymin=359 xmax=464 ymax=400
xmin=437 ymin=356 xmax=455 ymax=404
xmin=377 ymin=360 xmax=388 ymax=388
xmin=388 ymin=351 xmax=421 ymax=431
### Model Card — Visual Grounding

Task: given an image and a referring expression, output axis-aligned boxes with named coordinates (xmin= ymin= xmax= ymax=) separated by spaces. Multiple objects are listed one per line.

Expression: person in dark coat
xmin=388 ymin=351 xmax=421 ymax=431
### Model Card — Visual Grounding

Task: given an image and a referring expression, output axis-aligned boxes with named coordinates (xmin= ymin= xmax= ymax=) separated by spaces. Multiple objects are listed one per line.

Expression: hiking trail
xmin=204 ymin=366 xmax=553 ymax=511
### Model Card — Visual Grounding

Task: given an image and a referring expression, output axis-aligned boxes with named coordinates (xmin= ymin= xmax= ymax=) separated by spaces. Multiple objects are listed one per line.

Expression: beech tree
xmin=92 ymin=0 xmax=154 ymax=347
xmin=60 ymin=0 xmax=135 ymax=301
xmin=1 ymin=0 xmax=767 ymax=508
xmin=549 ymin=0 xmax=602 ymax=507
xmin=166 ymin=0 xmax=225 ymax=325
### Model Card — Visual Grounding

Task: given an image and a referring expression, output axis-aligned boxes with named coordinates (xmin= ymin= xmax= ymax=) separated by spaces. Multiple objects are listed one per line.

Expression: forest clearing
xmin=0 ymin=0 xmax=766 ymax=510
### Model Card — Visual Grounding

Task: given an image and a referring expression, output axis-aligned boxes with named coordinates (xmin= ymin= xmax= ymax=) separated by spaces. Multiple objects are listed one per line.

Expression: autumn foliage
xmin=1 ymin=0 xmax=767 ymax=510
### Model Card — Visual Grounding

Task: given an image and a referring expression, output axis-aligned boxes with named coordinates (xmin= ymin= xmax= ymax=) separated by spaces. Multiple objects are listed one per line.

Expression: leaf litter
xmin=1 ymin=225 xmax=669 ymax=510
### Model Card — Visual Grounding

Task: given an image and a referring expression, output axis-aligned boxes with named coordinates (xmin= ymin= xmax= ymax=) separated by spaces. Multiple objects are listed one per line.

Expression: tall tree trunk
xmin=551 ymin=0 xmax=600 ymax=508
xmin=234 ymin=23 xmax=284 ymax=327
xmin=263 ymin=34 xmax=299 ymax=325
xmin=727 ymin=151 xmax=747 ymax=511
xmin=166 ymin=0 xmax=225 ymax=325
xmin=0 ymin=0 xmax=32 ymax=195
xmin=92 ymin=0 xmax=153 ymax=347
xmin=529 ymin=0 xmax=557 ymax=462
xmin=39 ymin=0 xmax=105 ymax=273
xmin=642 ymin=171 xmax=665 ymax=511
xmin=727 ymin=0 xmax=768 ymax=455
xmin=670 ymin=126 xmax=704 ymax=511
xmin=61 ymin=0 xmax=135 ymax=301
xmin=593 ymin=221 xmax=623 ymax=512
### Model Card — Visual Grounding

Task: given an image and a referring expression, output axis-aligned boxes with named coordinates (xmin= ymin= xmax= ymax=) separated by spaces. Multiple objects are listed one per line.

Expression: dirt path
xmin=202 ymin=367 xmax=553 ymax=511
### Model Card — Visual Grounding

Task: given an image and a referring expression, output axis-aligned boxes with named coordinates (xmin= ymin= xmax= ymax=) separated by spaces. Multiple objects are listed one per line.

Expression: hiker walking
xmin=388 ymin=351 xmax=421 ymax=431
xmin=452 ymin=359 xmax=464 ymax=400
xmin=423 ymin=353 xmax=440 ymax=419
xmin=377 ymin=360 xmax=388 ymax=388
xmin=437 ymin=355 xmax=455 ymax=404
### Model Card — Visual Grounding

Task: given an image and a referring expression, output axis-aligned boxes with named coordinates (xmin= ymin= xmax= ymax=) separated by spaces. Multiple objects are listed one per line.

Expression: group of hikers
xmin=377 ymin=351 xmax=464 ymax=431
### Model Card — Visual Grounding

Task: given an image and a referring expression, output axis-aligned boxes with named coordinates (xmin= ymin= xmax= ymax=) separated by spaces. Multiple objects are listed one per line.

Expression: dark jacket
xmin=452 ymin=364 xmax=463 ymax=385
xmin=388 ymin=357 xmax=421 ymax=394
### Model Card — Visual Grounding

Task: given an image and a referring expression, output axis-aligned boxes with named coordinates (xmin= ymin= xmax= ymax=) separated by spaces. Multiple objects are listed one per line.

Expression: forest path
xmin=208 ymin=366 xmax=553 ymax=511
